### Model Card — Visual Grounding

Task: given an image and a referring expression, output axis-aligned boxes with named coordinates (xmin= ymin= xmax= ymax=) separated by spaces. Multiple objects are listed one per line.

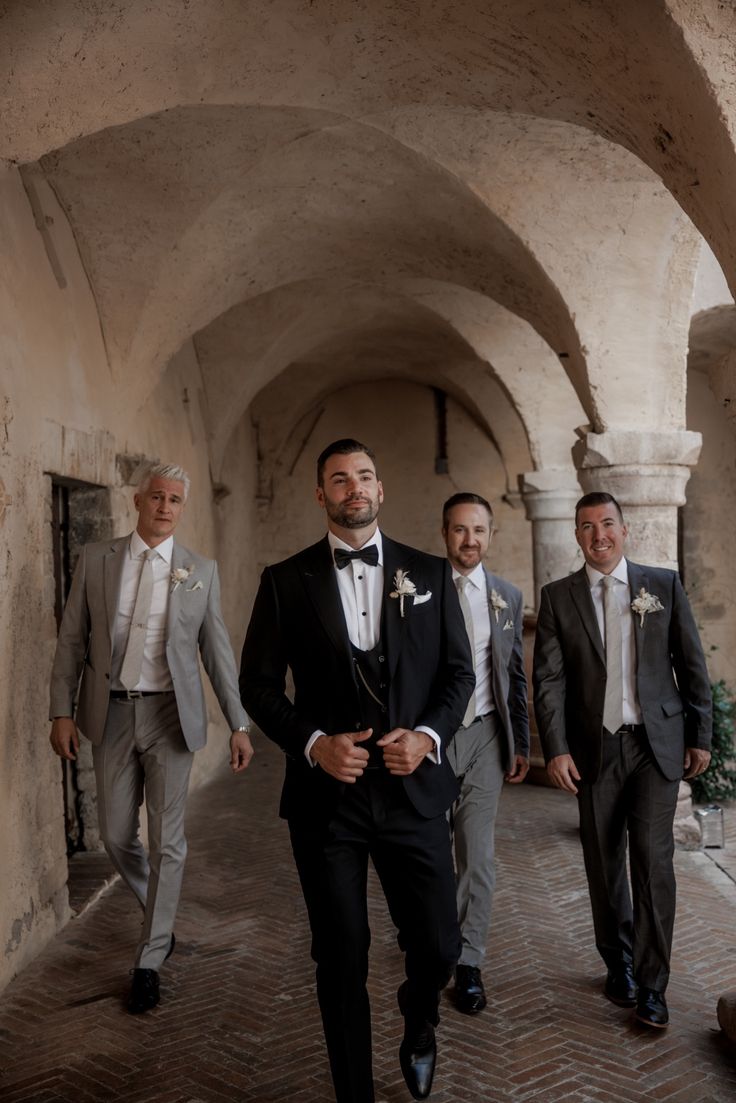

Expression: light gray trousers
xmin=447 ymin=712 xmax=505 ymax=968
xmin=92 ymin=693 xmax=194 ymax=970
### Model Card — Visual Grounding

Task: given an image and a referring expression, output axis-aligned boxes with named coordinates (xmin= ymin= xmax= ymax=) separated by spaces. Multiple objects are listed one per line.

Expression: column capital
xmin=572 ymin=428 xmax=703 ymax=569
xmin=519 ymin=468 xmax=580 ymax=522
xmin=572 ymin=429 xmax=702 ymax=505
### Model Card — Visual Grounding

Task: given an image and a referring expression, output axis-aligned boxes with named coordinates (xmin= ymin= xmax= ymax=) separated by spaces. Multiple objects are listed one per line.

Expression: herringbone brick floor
xmin=2 ymin=736 xmax=736 ymax=1102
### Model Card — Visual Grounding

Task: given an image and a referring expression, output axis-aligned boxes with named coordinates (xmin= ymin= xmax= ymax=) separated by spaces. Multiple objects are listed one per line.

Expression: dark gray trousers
xmin=577 ymin=729 xmax=679 ymax=993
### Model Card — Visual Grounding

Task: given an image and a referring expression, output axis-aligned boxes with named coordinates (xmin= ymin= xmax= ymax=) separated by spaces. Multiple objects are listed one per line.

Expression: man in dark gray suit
xmin=49 ymin=463 xmax=253 ymax=1013
xmin=441 ymin=493 xmax=530 ymax=1015
xmin=533 ymin=491 xmax=712 ymax=1029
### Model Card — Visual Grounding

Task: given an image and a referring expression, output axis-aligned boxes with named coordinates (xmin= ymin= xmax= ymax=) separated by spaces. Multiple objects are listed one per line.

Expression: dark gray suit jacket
xmin=481 ymin=568 xmax=530 ymax=767
xmin=533 ymin=560 xmax=712 ymax=783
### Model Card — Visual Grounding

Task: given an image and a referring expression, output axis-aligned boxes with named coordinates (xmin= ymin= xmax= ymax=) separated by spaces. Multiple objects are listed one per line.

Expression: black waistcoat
xmin=351 ymin=639 xmax=389 ymax=766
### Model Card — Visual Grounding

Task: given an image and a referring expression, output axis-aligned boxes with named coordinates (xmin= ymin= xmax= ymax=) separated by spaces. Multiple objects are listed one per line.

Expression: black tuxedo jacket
xmin=240 ymin=534 xmax=475 ymax=821
xmin=533 ymin=560 xmax=712 ymax=783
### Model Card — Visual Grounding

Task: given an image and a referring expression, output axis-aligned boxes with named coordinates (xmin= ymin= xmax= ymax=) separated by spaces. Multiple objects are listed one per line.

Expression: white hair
xmin=138 ymin=462 xmax=191 ymax=501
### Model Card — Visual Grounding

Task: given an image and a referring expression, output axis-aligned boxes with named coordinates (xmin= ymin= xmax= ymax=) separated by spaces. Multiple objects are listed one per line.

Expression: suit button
xmin=105 ymin=673 xmax=110 ymax=680
xmin=356 ymin=722 xmax=362 ymax=730
xmin=378 ymin=655 xmax=385 ymax=663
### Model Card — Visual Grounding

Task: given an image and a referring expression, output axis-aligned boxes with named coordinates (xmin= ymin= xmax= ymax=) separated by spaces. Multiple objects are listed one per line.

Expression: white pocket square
xmin=186 ymin=580 xmax=203 ymax=592
xmin=413 ymin=591 xmax=432 ymax=605
xmin=503 ymin=618 xmax=514 ymax=631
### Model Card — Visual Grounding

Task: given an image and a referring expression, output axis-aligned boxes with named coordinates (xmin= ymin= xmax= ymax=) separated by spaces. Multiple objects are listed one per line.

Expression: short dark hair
xmin=575 ymin=491 xmax=624 ymax=526
xmin=316 ymin=438 xmax=377 ymax=486
xmin=442 ymin=492 xmax=494 ymax=528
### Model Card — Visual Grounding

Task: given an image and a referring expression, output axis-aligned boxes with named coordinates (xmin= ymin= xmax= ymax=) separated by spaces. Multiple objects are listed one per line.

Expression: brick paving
xmin=2 ymin=735 xmax=736 ymax=1103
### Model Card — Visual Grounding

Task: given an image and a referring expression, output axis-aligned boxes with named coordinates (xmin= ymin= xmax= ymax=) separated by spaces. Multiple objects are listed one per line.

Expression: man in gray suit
xmin=533 ymin=491 xmax=712 ymax=1029
xmin=441 ymin=493 xmax=530 ymax=1014
xmin=49 ymin=463 xmax=253 ymax=1013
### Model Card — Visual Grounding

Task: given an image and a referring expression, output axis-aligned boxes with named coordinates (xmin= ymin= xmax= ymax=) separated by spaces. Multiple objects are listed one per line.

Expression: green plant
xmin=690 ymin=680 xmax=736 ymax=804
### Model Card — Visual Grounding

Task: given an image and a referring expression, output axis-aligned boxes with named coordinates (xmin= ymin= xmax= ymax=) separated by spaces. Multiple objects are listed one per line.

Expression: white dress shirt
xmin=329 ymin=529 xmax=385 ymax=651
xmin=305 ymin=529 xmax=441 ymax=764
xmin=452 ymin=563 xmax=495 ymax=718
xmin=111 ymin=532 xmax=174 ymax=691
xmin=585 ymin=556 xmax=642 ymax=725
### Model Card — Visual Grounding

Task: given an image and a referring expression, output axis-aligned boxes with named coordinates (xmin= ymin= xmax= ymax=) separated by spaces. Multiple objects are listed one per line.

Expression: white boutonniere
xmin=389 ymin=569 xmax=433 ymax=618
xmin=630 ymin=587 xmax=664 ymax=627
xmin=490 ymin=589 xmax=508 ymax=623
xmin=170 ymin=565 xmax=194 ymax=592
xmin=390 ymin=569 xmax=416 ymax=618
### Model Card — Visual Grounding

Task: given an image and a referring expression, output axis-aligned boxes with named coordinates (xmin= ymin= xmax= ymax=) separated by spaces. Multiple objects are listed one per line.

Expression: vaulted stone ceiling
xmin=2 ymin=0 xmax=733 ymax=475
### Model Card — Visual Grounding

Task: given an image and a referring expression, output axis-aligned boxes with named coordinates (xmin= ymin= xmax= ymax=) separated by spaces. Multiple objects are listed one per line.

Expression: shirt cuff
xmin=305 ymin=730 xmax=326 ymax=765
xmin=415 ymin=725 xmax=441 ymax=765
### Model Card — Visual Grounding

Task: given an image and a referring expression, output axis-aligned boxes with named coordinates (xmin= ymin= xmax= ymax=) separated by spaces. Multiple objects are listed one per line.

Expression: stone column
xmin=573 ymin=427 xmax=705 ymax=842
xmin=571 ymin=428 xmax=703 ymax=569
xmin=520 ymin=469 xmax=581 ymax=609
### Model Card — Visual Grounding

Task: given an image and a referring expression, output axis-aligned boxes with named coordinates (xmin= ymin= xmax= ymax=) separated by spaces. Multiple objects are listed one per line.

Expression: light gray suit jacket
xmin=49 ymin=534 xmax=247 ymax=751
xmin=533 ymin=560 xmax=712 ymax=783
xmin=479 ymin=569 xmax=530 ymax=768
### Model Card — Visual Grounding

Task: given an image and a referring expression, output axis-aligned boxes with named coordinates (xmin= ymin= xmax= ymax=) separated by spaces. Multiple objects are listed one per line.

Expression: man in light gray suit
xmin=533 ymin=491 xmax=711 ymax=1029
xmin=441 ymin=493 xmax=530 ymax=1015
xmin=49 ymin=462 xmax=253 ymax=1013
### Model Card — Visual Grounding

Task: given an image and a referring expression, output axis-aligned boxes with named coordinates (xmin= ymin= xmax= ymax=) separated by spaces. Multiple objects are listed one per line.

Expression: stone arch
xmin=3 ymin=0 xmax=736 ymax=294
xmin=193 ymin=278 xmax=584 ymax=485
xmin=34 ymin=107 xmax=587 ymax=416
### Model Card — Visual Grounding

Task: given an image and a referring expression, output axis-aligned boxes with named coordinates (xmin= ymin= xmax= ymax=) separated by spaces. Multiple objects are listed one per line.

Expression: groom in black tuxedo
xmin=240 ymin=439 xmax=474 ymax=1103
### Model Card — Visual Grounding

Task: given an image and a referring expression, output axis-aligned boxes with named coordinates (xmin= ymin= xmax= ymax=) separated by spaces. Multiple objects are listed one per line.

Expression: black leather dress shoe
xmin=165 ymin=932 xmax=176 ymax=961
xmin=454 ymin=964 xmax=487 ymax=1014
xmin=636 ymin=988 xmax=669 ymax=1028
xmin=127 ymin=968 xmax=160 ymax=1014
xmin=399 ymin=1023 xmax=436 ymax=1101
xmin=604 ymin=962 xmax=637 ymax=1007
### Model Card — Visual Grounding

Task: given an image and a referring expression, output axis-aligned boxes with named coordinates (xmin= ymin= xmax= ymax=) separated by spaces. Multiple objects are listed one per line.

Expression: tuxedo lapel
xmin=570 ymin=568 xmax=606 ymax=666
xmin=300 ymin=537 xmax=353 ymax=666
xmin=382 ymin=536 xmax=412 ymax=681
xmin=103 ymin=538 xmax=127 ymax=646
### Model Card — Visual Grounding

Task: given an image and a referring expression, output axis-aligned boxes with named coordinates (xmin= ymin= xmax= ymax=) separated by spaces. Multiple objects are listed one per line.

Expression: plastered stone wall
xmin=0 ymin=167 xmax=250 ymax=992
xmin=683 ymin=368 xmax=736 ymax=686
xmin=253 ymin=380 xmax=534 ymax=608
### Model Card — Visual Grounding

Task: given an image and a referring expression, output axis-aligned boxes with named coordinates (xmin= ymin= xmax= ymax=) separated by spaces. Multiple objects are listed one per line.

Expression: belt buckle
xmin=121 ymin=689 xmax=144 ymax=700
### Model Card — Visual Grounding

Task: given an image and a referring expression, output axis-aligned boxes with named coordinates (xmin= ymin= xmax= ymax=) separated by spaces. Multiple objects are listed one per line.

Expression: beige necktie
xmin=456 ymin=576 xmax=477 ymax=728
xmin=120 ymin=549 xmax=157 ymax=690
xmin=602 ymin=574 xmax=623 ymax=734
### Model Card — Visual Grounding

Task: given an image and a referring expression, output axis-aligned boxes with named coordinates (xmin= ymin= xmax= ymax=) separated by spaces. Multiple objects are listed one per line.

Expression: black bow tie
xmin=334 ymin=545 xmax=379 ymax=570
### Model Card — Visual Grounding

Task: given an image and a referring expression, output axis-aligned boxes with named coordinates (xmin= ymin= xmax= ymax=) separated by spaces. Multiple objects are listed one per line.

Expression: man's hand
xmin=230 ymin=730 xmax=255 ymax=773
xmin=311 ymin=730 xmax=372 ymax=782
xmin=50 ymin=717 xmax=80 ymax=761
xmin=505 ymin=754 xmax=530 ymax=785
xmin=547 ymin=753 xmax=581 ymax=794
xmin=377 ymin=728 xmax=432 ymax=776
xmin=683 ymin=747 xmax=711 ymax=779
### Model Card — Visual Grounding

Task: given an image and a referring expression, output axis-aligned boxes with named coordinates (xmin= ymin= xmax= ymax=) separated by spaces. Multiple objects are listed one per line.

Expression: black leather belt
xmin=463 ymin=711 xmax=495 ymax=729
xmin=110 ymin=690 xmax=174 ymax=700
xmin=615 ymin=723 xmax=645 ymax=734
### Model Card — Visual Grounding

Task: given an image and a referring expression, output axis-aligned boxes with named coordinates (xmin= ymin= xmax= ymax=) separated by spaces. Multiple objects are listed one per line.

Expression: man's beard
xmin=456 ymin=547 xmax=482 ymax=567
xmin=326 ymin=496 xmax=379 ymax=530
